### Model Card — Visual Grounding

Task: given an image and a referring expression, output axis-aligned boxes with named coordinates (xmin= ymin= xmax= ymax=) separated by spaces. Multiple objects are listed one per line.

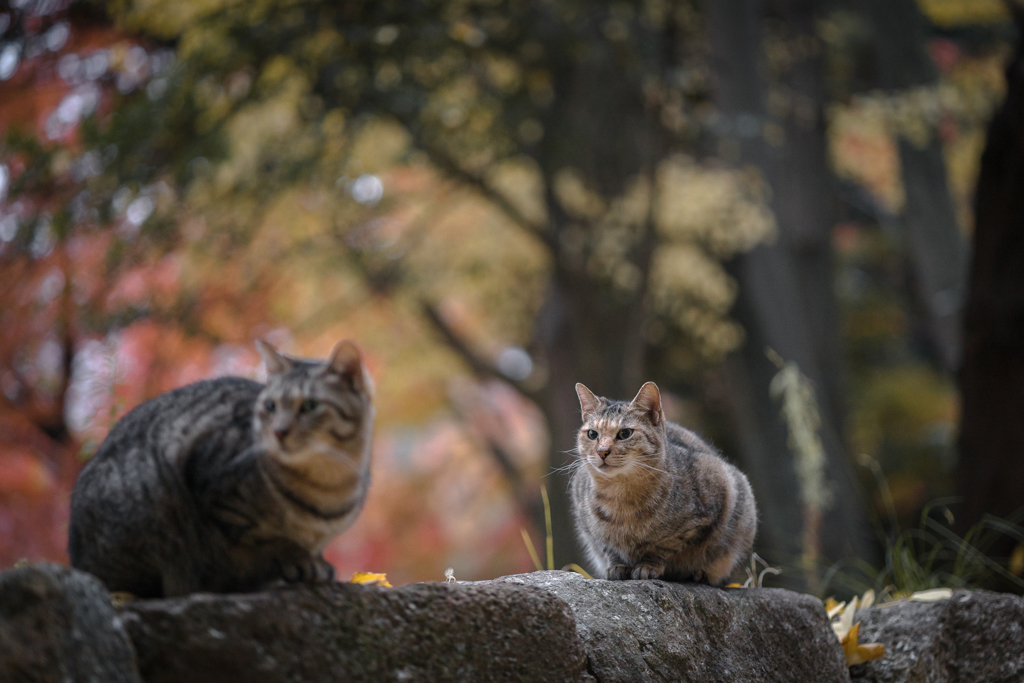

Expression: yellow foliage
xmin=656 ymin=156 xmax=776 ymax=256
xmin=828 ymin=101 xmax=902 ymax=214
xmin=916 ymin=0 xmax=1009 ymax=26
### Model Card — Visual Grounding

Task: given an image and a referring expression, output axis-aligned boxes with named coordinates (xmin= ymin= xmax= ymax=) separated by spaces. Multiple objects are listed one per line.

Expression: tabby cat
xmin=68 ymin=339 xmax=374 ymax=597
xmin=571 ymin=382 xmax=756 ymax=584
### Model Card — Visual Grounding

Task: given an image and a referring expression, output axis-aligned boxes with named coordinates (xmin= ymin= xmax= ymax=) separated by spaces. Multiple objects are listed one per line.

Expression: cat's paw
xmin=281 ymin=556 xmax=336 ymax=584
xmin=631 ymin=562 xmax=665 ymax=580
xmin=606 ymin=564 xmax=632 ymax=580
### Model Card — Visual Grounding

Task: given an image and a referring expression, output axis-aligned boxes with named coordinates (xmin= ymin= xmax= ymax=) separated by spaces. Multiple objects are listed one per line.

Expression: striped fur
xmin=68 ymin=340 xmax=374 ymax=597
xmin=570 ymin=382 xmax=757 ymax=585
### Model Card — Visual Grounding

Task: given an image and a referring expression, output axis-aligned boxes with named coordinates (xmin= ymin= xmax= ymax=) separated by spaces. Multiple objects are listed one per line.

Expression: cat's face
xmin=254 ymin=340 xmax=374 ymax=461
xmin=575 ymin=382 xmax=665 ymax=478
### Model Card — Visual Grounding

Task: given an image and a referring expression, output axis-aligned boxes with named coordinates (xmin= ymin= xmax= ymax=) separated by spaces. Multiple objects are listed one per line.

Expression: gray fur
xmin=570 ymin=382 xmax=757 ymax=585
xmin=68 ymin=340 xmax=374 ymax=597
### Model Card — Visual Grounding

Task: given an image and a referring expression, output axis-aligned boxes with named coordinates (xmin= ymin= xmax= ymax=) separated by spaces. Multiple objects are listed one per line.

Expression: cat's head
xmin=253 ymin=339 xmax=375 ymax=461
xmin=575 ymin=382 xmax=665 ymax=478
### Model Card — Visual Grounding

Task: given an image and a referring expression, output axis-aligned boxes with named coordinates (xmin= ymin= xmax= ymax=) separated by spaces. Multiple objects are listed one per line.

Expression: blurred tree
xmin=0 ymin=0 xmax=779 ymax=571
xmin=22 ymin=0 xmax=1001 ymax=583
xmin=819 ymin=0 xmax=1009 ymax=553
xmin=706 ymin=0 xmax=876 ymax=579
xmin=0 ymin=1 xmax=110 ymax=564
xmin=853 ymin=0 xmax=968 ymax=374
xmin=84 ymin=0 xmax=784 ymax=569
xmin=957 ymin=3 xmax=1024 ymax=552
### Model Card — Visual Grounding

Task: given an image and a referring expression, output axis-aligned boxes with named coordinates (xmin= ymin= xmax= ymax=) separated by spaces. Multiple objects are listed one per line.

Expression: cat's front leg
xmin=281 ymin=555 xmax=336 ymax=584
xmin=631 ymin=556 xmax=667 ymax=580
xmin=606 ymin=564 xmax=633 ymax=580
xmin=598 ymin=544 xmax=634 ymax=580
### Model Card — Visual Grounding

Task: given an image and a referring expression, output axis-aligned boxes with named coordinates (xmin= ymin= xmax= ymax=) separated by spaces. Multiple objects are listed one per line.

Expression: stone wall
xmin=2 ymin=564 xmax=1022 ymax=682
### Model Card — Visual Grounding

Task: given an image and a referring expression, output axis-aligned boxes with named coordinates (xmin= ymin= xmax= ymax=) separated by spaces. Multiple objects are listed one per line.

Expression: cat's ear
xmin=630 ymin=382 xmax=663 ymax=426
xmin=256 ymin=339 xmax=292 ymax=376
xmin=576 ymin=383 xmax=601 ymax=417
xmin=326 ymin=340 xmax=369 ymax=392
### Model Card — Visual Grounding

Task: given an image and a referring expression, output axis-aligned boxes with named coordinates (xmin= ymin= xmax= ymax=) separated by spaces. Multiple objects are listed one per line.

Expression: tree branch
xmin=413 ymin=138 xmax=557 ymax=252
xmin=420 ymin=302 xmax=540 ymax=403
xmin=447 ymin=392 xmax=529 ymax=507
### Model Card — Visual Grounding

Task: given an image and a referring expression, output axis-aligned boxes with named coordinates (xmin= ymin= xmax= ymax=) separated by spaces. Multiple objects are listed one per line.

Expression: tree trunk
xmin=858 ymin=0 xmax=968 ymax=373
xmin=707 ymin=0 xmax=877 ymax=584
xmin=956 ymin=9 xmax=1024 ymax=541
xmin=535 ymin=257 xmax=655 ymax=568
xmin=528 ymin=14 xmax=664 ymax=571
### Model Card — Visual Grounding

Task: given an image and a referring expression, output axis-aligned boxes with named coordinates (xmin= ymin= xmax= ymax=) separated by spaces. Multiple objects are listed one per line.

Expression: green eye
xmin=264 ymin=399 xmax=276 ymax=412
xmin=586 ymin=430 xmax=598 ymax=440
xmin=616 ymin=429 xmax=633 ymax=440
xmin=300 ymin=399 xmax=319 ymax=413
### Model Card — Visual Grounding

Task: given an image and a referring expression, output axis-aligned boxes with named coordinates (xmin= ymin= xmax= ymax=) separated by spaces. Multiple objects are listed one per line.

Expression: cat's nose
xmin=274 ymin=425 xmax=290 ymax=440
xmin=598 ymin=449 xmax=611 ymax=460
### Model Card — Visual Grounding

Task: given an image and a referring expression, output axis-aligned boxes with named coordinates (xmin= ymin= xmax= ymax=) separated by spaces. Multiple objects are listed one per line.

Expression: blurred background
xmin=0 ymin=0 xmax=1022 ymax=596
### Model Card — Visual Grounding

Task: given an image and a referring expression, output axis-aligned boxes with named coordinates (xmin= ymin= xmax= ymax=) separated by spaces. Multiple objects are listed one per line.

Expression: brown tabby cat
xmin=69 ymin=339 xmax=374 ymax=597
xmin=570 ymin=382 xmax=757 ymax=584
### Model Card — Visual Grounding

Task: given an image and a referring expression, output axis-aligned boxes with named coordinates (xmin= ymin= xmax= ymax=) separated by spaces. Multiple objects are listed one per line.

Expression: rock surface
xmin=850 ymin=590 xmax=1024 ymax=683
xmin=0 ymin=562 xmax=142 ymax=683
xmin=7 ymin=561 xmax=1024 ymax=683
xmin=494 ymin=571 xmax=850 ymax=683
xmin=120 ymin=580 xmax=592 ymax=683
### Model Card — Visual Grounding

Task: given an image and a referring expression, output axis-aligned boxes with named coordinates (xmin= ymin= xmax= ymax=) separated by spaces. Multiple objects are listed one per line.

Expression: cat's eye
xmin=299 ymin=399 xmax=319 ymax=414
xmin=264 ymin=399 xmax=276 ymax=413
xmin=616 ymin=428 xmax=633 ymax=440
xmin=586 ymin=430 xmax=598 ymax=440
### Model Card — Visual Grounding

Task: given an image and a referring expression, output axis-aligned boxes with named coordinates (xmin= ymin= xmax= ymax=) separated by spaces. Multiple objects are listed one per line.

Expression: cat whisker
xmin=634 ymin=462 xmax=669 ymax=476
xmin=545 ymin=461 xmax=583 ymax=477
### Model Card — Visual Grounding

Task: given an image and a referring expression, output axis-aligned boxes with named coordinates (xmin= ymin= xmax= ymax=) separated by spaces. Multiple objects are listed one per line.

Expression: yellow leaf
xmin=860 ymin=588 xmax=875 ymax=609
xmin=725 ymin=583 xmax=742 ymax=588
xmin=842 ymin=622 xmax=886 ymax=666
xmin=350 ymin=571 xmax=392 ymax=587
xmin=909 ymin=588 xmax=952 ymax=602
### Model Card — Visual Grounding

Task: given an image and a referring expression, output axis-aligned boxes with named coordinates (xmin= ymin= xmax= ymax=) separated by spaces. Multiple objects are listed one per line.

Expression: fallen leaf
xmin=909 ymin=588 xmax=953 ymax=602
xmin=109 ymin=592 xmax=136 ymax=607
xmin=832 ymin=596 xmax=858 ymax=641
xmin=350 ymin=571 xmax=392 ymax=587
xmin=842 ymin=622 xmax=886 ymax=666
xmin=824 ymin=597 xmax=847 ymax=620
xmin=860 ymin=588 xmax=875 ymax=609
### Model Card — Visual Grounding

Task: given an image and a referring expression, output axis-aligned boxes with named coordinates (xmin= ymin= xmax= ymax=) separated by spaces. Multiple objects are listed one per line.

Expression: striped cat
xmin=570 ymin=382 xmax=757 ymax=584
xmin=68 ymin=339 xmax=374 ymax=597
